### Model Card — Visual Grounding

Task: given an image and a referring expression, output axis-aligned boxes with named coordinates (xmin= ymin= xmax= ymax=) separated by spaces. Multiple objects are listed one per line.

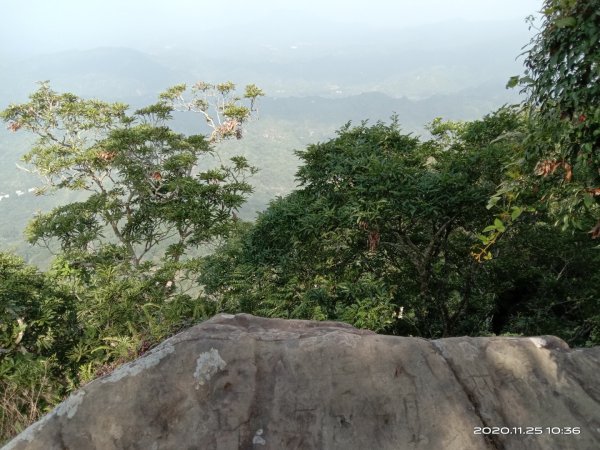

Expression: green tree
xmin=483 ymin=222 xmax=600 ymax=346
xmin=0 ymin=78 xmax=264 ymax=346
xmin=201 ymin=111 xmax=600 ymax=344
xmin=1 ymin=81 xmax=262 ymax=272
xmin=505 ymin=0 xmax=600 ymax=236
xmin=1 ymin=81 xmax=261 ymax=364
xmin=201 ymin=113 xmax=521 ymax=336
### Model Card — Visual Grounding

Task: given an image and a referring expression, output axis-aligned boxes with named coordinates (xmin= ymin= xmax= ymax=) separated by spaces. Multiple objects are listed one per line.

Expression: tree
xmin=505 ymin=0 xmax=600 ymax=236
xmin=200 ymin=111 xmax=600 ymax=344
xmin=482 ymin=222 xmax=600 ymax=346
xmin=1 ymin=81 xmax=263 ymax=274
xmin=201 ymin=113 xmax=522 ymax=336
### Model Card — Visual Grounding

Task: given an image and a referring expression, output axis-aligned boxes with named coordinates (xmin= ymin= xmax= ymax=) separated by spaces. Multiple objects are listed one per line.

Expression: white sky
xmin=2 ymin=0 xmax=542 ymax=54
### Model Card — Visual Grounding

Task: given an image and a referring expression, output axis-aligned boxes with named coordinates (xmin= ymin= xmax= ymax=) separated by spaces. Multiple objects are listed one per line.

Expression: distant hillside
xmin=260 ymin=89 xmax=519 ymax=127
xmin=0 ymin=17 xmax=530 ymax=103
xmin=0 ymin=47 xmax=181 ymax=104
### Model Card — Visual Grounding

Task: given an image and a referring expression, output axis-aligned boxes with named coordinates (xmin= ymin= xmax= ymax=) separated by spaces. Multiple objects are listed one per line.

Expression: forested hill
xmin=260 ymin=88 xmax=517 ymax=126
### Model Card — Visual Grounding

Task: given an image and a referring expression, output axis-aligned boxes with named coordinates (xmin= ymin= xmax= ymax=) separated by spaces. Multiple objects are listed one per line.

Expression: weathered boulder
xmin=3 ymin=313 xmax=600 ymax=450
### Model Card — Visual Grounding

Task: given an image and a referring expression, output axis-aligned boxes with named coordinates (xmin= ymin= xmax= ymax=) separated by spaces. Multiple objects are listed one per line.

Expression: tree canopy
xmin=200 ymin=113 xmax=600 ymax=341
xmin=1 ymin=82 xmax=263 ymax=270
xmin=503 ymin=0 xmax=600 ymax=236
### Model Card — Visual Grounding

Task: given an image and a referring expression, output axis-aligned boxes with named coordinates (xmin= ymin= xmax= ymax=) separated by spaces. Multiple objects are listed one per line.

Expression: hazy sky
xmin=2 ymin=0 xmax=542 ymax=55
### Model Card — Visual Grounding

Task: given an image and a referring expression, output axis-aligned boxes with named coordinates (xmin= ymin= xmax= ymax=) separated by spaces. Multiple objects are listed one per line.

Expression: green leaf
xmin=506 ymin=76 xmax=520 ymax=89
xmin=555 ymin=17 xmax=576 ymax=28
xmin=477 ymin=234 xmax=490 ymax=244
xmin=494 ymin=218 xmax=506 ymax=232
xmin=510 ymin=207 xmax=523 ymax=220
xmin=486 ymin=196 xmax=501 ymax=210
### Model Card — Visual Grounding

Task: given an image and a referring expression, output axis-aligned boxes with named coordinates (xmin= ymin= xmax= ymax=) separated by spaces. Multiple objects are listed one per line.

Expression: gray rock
xmin=3 ymin=314 xmax=600 ymax=450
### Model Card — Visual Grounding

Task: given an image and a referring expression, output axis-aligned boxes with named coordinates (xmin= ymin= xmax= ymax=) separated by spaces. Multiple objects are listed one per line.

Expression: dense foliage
xmin=1 ymin=82 xmax=262 ymax=267
xmin=0 ymin=253 xmax=77 ymax=439
xmin=200 ymin=113 xmax=600 ymax=341
xmin=501 ymin=0 xmax=600 ymax=237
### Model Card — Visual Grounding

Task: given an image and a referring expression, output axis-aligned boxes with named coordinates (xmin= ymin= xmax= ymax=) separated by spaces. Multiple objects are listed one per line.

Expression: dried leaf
xmin=97 ymin=150 xmax=116 ymax=162
xmin=563 ymin=162 xmax=573 ymax=182
xmin=534 ymin=160 xmax=573 ymax=181
xmin=589 ymin=221 xmax=600 ymax=239
xmin=534 ymin=159 xmax=560 ymax=176
xmin=586 ymin=188 xmax=600 ymax=196
xmin=7 ymin=121 xmax=21 ymax=132
xmin=368 ymin=231 xmax=380 ymax=252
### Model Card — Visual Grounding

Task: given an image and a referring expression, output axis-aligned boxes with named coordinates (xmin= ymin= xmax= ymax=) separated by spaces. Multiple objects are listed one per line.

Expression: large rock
xmin=3 ymin=314 xmax=600 ymax=450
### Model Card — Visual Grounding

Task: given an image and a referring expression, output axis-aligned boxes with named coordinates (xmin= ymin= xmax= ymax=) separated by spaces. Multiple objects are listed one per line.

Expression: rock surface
xmin=3 ymin=313 xmax=600 ymax=450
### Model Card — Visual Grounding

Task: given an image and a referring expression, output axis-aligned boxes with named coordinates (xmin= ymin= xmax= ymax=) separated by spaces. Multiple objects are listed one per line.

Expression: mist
xmin=2 ymin=1 xmax=540 ymax=56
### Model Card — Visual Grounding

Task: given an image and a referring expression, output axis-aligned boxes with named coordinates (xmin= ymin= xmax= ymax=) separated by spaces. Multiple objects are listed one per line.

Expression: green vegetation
xmin=486 ymin=0 xmax=600 ymax=251
xmin=0 ymin=253 xmax=77 ymax=439
xmin=200 ymin=111 xmax=600 ymax=341
xmin=1 ymin=0 xmax=599 ymax=443
xmin=2 ymin=81 xmax=261 ymax=269
xmin=0 ymin=81 xmax=262 ymax=440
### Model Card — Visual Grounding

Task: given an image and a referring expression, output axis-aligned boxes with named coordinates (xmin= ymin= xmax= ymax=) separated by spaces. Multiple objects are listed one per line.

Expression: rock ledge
xmin=4 ymin=314 xmax=600 ymax=450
